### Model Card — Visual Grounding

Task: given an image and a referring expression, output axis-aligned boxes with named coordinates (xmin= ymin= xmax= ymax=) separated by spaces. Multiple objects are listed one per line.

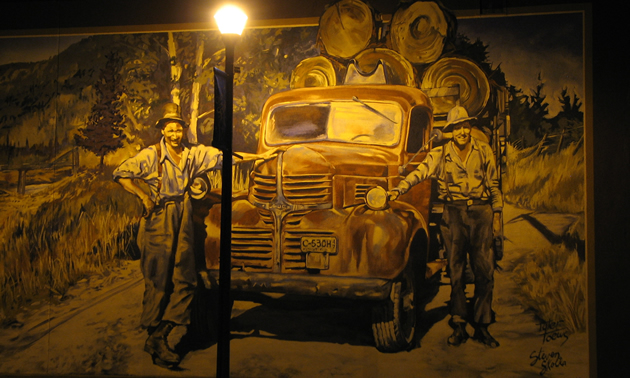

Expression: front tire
xmin=371 ymin=264 xmax=417 ymax=352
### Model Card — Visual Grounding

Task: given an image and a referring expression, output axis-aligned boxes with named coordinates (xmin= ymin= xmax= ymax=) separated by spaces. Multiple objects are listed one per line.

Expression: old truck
xmin=197 ymin=0 xmax=509 ymax=352
xmin=201 ymin=81 xmax=447 ymax=352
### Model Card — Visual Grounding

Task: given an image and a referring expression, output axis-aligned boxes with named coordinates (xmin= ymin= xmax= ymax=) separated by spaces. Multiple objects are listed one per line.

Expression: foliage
xmin=0 ymin=170 xmax=142 ymax=324
xmin=503 ymin=141 xmax=584 ymax=213
xmin=117 ymin=33 xmax=170 ymax=145
xmin=508 ymin=74 xmax=583 ymax=150
xmin=74 ymin=52 xmax=126 ymax=168
xmin=512 ymin=245 xmax=586 ymax=333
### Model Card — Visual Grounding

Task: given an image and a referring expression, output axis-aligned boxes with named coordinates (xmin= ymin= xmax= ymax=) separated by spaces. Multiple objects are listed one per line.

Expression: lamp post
xmin=214 ymin=5 xmax=247 ymax=378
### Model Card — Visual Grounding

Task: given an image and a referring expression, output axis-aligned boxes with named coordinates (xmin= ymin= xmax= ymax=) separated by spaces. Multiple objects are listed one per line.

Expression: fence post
xmin=72 ymin=147 xmax=79 ymax=175
xmin=17 ymin=168 xmax=27 ymax=195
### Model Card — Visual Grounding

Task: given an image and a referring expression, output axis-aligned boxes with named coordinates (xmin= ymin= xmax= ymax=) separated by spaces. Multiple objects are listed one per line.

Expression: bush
xmin=512 ymin=245 xmax=586 ymax=333
xmin=0 ymin=170 xmax=142 ymax=324
xmin=503 ymin=142 xmax=584 ymax=214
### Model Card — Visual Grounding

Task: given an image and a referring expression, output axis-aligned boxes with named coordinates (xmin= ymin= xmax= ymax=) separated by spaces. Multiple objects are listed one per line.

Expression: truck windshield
xmin=265 ymin=100 xmax=402 ymax=146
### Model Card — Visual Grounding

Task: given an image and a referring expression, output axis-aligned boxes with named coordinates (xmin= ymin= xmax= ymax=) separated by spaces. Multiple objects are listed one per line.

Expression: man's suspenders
xmin=154 ymin=143 xmax=162 ymax=201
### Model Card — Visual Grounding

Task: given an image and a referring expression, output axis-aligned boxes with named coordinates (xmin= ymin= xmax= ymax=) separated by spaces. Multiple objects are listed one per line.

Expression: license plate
xmin=301 ymin=236 xmax=337 ymax=253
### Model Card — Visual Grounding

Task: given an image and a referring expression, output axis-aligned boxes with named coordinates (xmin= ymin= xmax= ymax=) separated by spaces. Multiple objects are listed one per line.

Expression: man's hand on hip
xmin=142 ymin=195 xmax=156 ymax=218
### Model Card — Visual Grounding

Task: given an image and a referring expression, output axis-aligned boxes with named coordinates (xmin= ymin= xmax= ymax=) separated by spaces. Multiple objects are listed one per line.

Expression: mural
xmin=0 ymin=0 xmax=588 ymax=376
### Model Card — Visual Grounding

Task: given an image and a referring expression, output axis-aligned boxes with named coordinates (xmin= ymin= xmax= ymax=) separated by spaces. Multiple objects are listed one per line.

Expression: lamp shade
xmin=214 ymin=5 xmax=248 ymax=35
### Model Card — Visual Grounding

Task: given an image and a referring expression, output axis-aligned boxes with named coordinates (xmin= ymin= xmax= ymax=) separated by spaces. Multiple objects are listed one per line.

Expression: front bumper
xmin=207 ymin=270 xmax=392 ymax=301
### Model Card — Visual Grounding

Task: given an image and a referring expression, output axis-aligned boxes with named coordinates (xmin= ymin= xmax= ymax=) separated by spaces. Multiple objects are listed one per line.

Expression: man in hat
xmin=113 ymin=103 xmax=272 ymax=367
xmin=388 ymin=105 xmax=503 ymax=348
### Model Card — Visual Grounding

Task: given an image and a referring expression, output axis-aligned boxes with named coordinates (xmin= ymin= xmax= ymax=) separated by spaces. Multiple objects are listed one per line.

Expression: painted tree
xmin=118 ymin=33 xmax=170 ymax=145
xmin=553 ymin=87 xmax=584 ymax=150
xmin=230 ymin=27 xmax=319 ymax=151
xmin=75 ymin=52 xmax=126 ymax=169
xmin=529 ymin=74 xmax=553 ymax=141
xmin=506 ymin=85 xmax=538 ymax=149
xmin=557 ymin=87 xmax=583 ymax=121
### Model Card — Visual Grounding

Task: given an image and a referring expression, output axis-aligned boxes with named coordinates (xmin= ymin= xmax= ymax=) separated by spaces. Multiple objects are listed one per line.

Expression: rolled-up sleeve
xmin=113 ymin=147 xmax=157 ymax=181
xmin=188 ymin=145 xmax=223 ymax=178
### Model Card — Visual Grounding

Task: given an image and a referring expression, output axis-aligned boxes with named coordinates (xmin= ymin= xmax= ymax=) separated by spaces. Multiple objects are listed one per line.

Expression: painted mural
xmin=0 ymin=1 xmax=588 ymax=376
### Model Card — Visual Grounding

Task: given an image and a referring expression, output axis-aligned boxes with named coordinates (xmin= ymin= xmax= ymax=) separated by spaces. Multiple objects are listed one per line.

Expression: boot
xmin=447 ymin=322 xmax=469 ymax=346
xmin=144 ymin=321 xmax=181 ymax=367
xmin=473 ymin=324 xmax=500 ymax=348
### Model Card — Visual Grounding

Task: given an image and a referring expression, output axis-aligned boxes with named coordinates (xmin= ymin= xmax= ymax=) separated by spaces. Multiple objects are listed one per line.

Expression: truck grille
xmin=283 ymin=173 xmax=333 ymax=204
xmin=251 ymin=173 xmax=277 ymax=202
xmin=231 ymin=227 xmax=274 ymax=270
xmin=354 ymin=183 xmax=373 ymax=204
xmin=231 ymin=215 xmax=334 ymax=272
xmin=251 ymin=171 xmax=333 ymax=206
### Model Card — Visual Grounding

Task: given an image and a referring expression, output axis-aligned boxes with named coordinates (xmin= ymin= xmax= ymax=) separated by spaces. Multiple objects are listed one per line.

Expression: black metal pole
xmin=217 ymin=33 xmax=237 ymax=378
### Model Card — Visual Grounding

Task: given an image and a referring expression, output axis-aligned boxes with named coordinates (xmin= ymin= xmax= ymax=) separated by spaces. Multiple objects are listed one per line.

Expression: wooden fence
xmin=0 ymin=147 xmax=79 ymax=195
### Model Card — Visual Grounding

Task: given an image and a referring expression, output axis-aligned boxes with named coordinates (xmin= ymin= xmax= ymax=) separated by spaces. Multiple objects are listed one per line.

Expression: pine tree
xmin=557 ymin=87 xmax=583 ymax=121
xmin=529 ymin=74 xmax=552 ymax=137
xmin=553 ymin=87 xmax=584 ymax=149
xmin=75 ymin=52 xmax=126 ymax=169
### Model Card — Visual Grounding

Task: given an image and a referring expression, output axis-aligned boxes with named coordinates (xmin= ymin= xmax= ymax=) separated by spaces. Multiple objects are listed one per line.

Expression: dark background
xmin=0 ymin=1 xmax=625 ymax=376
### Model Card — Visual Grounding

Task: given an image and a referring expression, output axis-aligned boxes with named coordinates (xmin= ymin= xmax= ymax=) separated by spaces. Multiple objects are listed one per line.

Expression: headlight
xmin=365 ymin=186 xmax=388 ymax=211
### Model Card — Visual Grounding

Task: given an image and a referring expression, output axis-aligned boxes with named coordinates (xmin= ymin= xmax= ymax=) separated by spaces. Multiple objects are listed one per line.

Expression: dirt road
xmin=0 ymin=204 xmax=589 ymax=377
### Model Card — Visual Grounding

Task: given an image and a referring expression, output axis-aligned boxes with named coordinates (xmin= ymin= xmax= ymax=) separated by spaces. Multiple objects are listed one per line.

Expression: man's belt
xmin=155 ymin=195 xmax=185 ymax=208
xmin=444 ymin=199 xmax=490 ymax=207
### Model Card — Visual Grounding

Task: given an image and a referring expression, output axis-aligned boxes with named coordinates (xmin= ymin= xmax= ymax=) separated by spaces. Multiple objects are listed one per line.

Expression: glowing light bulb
xmin=214 ymin=5 xmax=248 ymax=35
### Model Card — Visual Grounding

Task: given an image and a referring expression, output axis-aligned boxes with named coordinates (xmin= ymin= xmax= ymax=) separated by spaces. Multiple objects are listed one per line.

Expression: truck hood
xmin=275 ymin=144 xmax=399 ymax=177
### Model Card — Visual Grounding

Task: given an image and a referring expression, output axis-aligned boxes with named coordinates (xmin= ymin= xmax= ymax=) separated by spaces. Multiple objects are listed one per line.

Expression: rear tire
xmin=372 ymin=264 xmax=417 ymax=352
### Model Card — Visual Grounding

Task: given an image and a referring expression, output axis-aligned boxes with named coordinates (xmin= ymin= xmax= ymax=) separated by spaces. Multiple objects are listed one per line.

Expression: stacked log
xmin=317 ymin=0 xmax=378 ymax=59
xmin=388 ymin=0 xmax=452 ymax=65
xmin=420 ymin=57 xmax=490 ymax=117
xmin=290 ymin=56 xmax=339 ymax=88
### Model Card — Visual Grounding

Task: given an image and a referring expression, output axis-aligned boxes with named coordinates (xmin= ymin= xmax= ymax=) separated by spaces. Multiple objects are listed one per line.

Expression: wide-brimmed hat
xmin=443 ymin=105 xmax=475 ymax=131
xmin=155 ymin=103 xmax=188 ymax=128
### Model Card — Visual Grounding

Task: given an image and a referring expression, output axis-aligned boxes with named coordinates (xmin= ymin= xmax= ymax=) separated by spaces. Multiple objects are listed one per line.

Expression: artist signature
xmin=537 ymin=319 xmax=569 ymax=345
xmin=528 ymin=320 xmax=570 ymax=375
xmin=530 ymin=348 xmax=567 ymax=375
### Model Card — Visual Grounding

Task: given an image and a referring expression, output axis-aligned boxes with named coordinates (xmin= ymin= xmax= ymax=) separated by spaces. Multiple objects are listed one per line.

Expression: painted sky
xmin=458 ymin=11 xmax=584 ymax=116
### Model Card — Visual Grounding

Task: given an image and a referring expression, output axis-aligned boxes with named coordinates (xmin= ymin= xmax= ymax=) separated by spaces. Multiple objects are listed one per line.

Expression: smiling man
xmin=113 ymin=103 xmax=224 ymax=368
xmin=389 ymin=105 xmax=503 ymax=348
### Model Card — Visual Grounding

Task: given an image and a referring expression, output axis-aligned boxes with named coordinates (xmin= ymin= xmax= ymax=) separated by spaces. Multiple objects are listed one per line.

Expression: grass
xmin=512 ymin=245 xmax=587 ymax=333
xmin=0 ymin=163 xmax=252 ymax=324
xmin=503 ymin=141 xmax=586 ymax=332
xmin=0 ymin=169 xmax=142 ymax=324
xmin=502 ymin=141 xmax=584 ymax=214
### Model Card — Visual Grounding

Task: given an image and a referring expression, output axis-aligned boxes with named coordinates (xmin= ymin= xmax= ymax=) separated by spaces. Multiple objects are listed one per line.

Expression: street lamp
xmin=214 ymin=5 xmax=247 ymax=378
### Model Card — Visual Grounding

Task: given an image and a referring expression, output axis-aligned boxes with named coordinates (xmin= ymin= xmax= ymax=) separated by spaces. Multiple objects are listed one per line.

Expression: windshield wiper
xmin=352 ymin=96 xmax=397 ymax=124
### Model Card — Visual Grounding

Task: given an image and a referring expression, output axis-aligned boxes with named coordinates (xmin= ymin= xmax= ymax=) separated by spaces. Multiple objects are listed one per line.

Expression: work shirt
xmin=113 ymin=138 xmax=223 ymax=202
xmin=396 ymin=137 xmax=503 ymax=212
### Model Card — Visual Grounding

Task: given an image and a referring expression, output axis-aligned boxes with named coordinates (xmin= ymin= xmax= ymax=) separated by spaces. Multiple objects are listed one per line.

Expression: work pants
xmin=137 ymin=194 xmax=197 ymax=329
xmin=440 ymin=203 xmax=494 ymax=325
